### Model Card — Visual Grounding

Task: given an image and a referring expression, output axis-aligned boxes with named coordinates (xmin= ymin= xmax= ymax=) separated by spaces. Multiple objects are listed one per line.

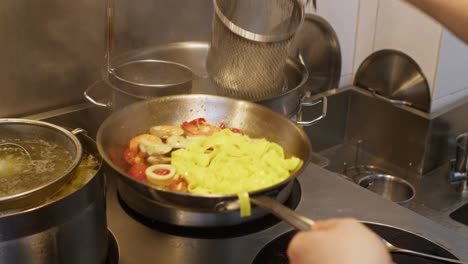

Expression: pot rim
xmin=110 ymin=59 xmax=193 ymax=88
xmin=102 ymin=45 xmax=308 ymax=103
xmin=256 ymin=57 xmax=309 ymax=103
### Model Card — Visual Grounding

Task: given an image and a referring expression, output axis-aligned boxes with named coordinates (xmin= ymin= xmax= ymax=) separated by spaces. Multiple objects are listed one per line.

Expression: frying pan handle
xmin=84 ymin=80 xmax=112 ymax=108
xmin=250 ymin=196 xmax=315 ymax=231
xmin=294 ymin=96 xmax=327 ymax=126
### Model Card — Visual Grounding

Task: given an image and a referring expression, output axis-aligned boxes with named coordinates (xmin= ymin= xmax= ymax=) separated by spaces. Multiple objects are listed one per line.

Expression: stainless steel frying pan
xmin=97 ymin=94 xmax=312 ymax=226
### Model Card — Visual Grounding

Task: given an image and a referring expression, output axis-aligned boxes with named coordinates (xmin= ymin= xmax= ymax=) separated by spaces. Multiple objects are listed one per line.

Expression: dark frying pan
xmin=96 ymin=94 xmax=312 ymax=226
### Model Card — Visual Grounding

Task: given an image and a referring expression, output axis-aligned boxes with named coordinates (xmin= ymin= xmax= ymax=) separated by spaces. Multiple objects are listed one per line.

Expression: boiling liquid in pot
xmin=0 ymin=153 xmax=98 ymax=216
xmin=0 ymin=139 xmax=73 ymax=198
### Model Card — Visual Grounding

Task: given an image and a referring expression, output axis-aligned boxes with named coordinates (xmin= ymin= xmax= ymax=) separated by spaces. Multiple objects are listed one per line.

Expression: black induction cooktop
xmin=252 ymin=223 xmax=459 ymax=264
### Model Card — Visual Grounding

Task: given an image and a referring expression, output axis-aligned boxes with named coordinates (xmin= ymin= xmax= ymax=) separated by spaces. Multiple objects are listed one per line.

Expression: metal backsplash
xmin=424 ymin=98 xmax=468 ymax=173
xmin=0 ymin=0 xmax=212 ymax=117
xmin=303 ymin=89 xmax=350 ymax=151
xmin=21 ymin=85 xmax=467 ymax=177
xmin=333 ymin=88 xmax=468 ymax=175
xmin=345 ymin=88 xmax=430 ymax=174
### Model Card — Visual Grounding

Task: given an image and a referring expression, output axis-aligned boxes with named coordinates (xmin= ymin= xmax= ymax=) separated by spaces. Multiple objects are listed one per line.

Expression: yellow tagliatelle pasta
xmin=171 ymin=129 xmax=303 ymax=195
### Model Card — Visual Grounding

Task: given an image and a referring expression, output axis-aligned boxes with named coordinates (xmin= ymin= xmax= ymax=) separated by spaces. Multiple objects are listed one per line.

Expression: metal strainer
xmin=207 ymin=0 xmax=306 ymax=100
xmin=0 ymin=143 xmax=32 ymax=160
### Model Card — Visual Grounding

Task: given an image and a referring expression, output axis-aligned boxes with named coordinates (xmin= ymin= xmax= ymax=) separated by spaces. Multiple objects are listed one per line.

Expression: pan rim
xmin=96 ymin=94 xmax=312 ymax=200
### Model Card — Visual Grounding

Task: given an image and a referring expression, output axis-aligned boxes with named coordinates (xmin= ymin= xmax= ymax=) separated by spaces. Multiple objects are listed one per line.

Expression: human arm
xmin=405 ymin=0 xmax=468 ymax=44
xmin=287 ymin=218 xmax=393 ymax=264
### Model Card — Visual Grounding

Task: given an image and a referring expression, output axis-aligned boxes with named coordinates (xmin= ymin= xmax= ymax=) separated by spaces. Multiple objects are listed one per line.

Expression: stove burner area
xmin=117 ymin=180 xmax=301 ymax=239
xmin=252 ymin=222 xmax=459 ymax=264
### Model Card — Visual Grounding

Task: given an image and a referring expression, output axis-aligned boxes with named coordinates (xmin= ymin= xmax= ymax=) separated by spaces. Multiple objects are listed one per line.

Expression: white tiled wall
xmin=306 ymin=0 xmax=468 ymax=113
xmin=354 ymin=0 xmax=379 ymax=75
xmin=373 ymin=0 xmax=442 ymax=92
xmin=306 ymin=0 xmax=360 ymax=87
xmin=432 ymin=30 xmax=468 ymax=112
xmin=354 ymin=0 xmax=443 ymax=92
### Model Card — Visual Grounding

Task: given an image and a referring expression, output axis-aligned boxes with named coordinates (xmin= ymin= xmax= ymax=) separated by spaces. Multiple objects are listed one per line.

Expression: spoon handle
xmin=391 ymin=248 xmax=462 ymax=263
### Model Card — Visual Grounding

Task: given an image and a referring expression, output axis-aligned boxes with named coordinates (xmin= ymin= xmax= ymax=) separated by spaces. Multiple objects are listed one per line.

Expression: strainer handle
xmin=105 ymin=0 xmax=115 ymax=71
xmin=295 ymin=96 xmax=327 ymax=126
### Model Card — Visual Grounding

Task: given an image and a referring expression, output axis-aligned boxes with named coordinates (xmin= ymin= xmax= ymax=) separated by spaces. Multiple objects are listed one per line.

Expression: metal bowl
xmin=358 ymin=174 xmax=415 ymax=205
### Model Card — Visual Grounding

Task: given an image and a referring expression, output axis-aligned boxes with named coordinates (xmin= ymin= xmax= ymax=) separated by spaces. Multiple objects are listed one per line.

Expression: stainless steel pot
xmin=84 ymin=41 xmax=327 ymax=126
xmin=97 ymin=94 xmax=312 ymax=227
xmin=257 ymin=58 xmax=327 ymax=126
xmin=101 ymin=0 xmax=193 ymax=101
xmin=85 ymin=63 xmax=192 ymax=112
xmin=0 ymin=132 xmax=108 ymax=264
xmin=108 ymin=59 xmax=193 ymax=97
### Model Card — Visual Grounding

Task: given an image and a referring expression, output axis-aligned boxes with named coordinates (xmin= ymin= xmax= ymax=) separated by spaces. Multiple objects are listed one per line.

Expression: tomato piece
xmin=191 ymin=118 xmax=207 ymax=125
xmin=153 ymin=169 xmax=171 ymax=176
xmin=184 ymin=118 xmax=206 ymax=126
xmin=181 ymin=122 xmax=199 ymax=135
xmin=128 ymin=163 xmax=147 ymax=180
xmin=230 ymin=128 xmax=244 ymax=135
xmin=123 ymin=148 xmax=146 ymax=165
xmin=219 ymin=122 xmax=243 ymax=134
xmin=169 ymin=178 xmax=189 ymax=192
xmin=182 ymin=118 xmax=206 ymax=135
xmin=123 ymin=148 xmax=138 ymax=165
xmin=204 ymin=147 xmax=214 ymax=153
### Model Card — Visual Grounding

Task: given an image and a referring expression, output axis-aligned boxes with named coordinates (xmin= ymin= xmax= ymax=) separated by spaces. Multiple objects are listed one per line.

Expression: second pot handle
xmin=84 ymin=80 xmax=112 ymax=108
xmin=70 ymin=128 xmax=88 ymax=135
xmin=294 ymin=96 xmax=328 ymax=126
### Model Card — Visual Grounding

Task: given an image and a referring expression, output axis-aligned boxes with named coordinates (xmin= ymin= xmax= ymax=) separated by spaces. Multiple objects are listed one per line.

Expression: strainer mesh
xmin=207 ymin=0 xmax=302 ymax=100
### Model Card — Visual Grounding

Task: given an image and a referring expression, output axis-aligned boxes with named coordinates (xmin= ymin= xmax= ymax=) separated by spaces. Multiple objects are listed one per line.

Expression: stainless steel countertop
xmin=320 ymin=143 xmax=468 ymax=238
xmin=106 ymin=163 xmax=468 ymax=263
xmin=409 ymin=162 xmax=468 ymax=234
